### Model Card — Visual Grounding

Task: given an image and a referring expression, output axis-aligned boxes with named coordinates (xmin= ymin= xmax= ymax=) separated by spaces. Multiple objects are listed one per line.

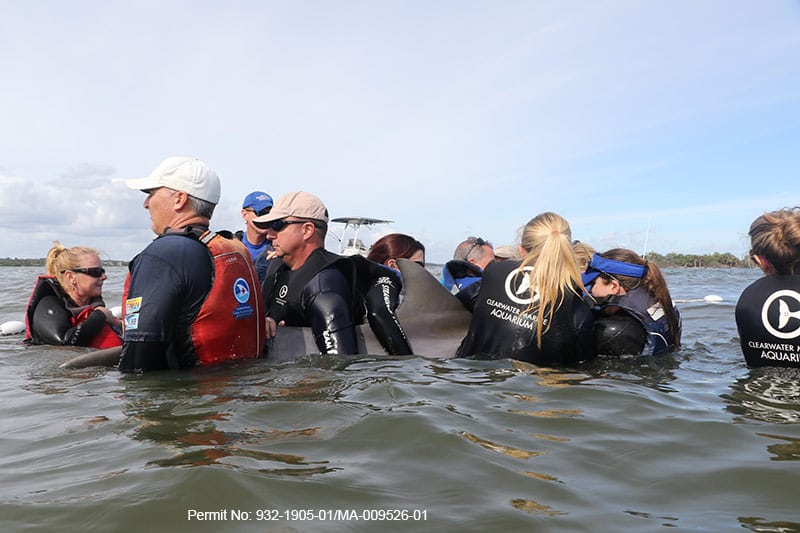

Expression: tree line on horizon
xmin=1 ymin=252 xmax=753 ymax=268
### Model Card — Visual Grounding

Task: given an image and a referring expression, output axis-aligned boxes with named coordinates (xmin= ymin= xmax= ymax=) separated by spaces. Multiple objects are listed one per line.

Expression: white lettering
xmin=188 ymin=509 xmax=229 ymax=520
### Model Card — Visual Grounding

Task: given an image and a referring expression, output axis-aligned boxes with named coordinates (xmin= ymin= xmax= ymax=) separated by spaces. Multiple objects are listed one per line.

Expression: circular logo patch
xmin=233 ymin=278 xmax=250 ymax=304
xmin=761 ymin=289 xmax=800 ymax=339
xmin=504 ymin=266 xmax=539 ymax=306
xmin=279 ymin=285 xmax=289 ymax=299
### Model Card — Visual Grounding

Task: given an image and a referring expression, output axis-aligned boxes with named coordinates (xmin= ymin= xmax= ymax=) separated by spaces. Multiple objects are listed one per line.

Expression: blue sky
xmin=1 ymin=1 xmax=798 ymax=263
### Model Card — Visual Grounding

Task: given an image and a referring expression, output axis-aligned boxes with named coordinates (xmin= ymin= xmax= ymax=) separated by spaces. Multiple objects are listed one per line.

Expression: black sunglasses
xmin=464 ymin=237 xmax=487 ymax=261
xmin=63 ymin=267 xmax=106 ymax=278
xmin=247 ymin=206 xmax=272 ymax=217
xmin=270 ymin=219 xmax=322 ymax=232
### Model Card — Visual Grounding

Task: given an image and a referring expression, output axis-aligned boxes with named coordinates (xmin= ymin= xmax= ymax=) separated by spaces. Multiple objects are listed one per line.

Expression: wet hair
xmin=596 ymin=248 xmax=680 ymax=349
xmin=748 ymin=207 xmax=800 ymax=275
xmin=572 ymin=241 xmax=596 ymax=272
xmin=518 ymin=212 xmax=585 ymax=347
xmin=367 ymin=233 xmax=425 ymax=265
xmin=45 ymin=241 xmax=101 ymax=290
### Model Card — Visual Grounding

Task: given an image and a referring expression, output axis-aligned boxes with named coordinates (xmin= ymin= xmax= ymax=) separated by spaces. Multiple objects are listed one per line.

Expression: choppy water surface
xmin=2 ymin=265 xmax=799 ymax=532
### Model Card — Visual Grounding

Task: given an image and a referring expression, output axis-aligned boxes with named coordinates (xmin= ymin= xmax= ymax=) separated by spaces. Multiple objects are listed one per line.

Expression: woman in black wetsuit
xmin=456 ymin=212 xmax=594 ymax=366
xmin=582 ymin=248 xmax=681 ymax=356
xmin=25 ymin=242 xmax=121 ymax=348
xmin=360 ymin=233 xmax=426 ymax=355
xmin=736 ymin=207 xmax=800 ymax=368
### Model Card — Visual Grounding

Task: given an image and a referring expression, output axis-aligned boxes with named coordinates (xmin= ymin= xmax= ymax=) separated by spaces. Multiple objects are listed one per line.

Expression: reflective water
xmin=3 ymin=265 xmax=799 ymax=532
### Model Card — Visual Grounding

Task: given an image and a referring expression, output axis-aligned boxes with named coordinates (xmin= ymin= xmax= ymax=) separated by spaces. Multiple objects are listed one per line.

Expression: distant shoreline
xmin=1 ymin=254 xmax=756 ymax=269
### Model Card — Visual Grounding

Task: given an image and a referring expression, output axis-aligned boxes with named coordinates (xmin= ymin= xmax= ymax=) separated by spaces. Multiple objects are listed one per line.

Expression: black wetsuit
xmin=261 ymin=249 xmax=412 ymax=356
xmin=456 ymin=260 xmax=595 ymax=366
xmin=25 ymin=276 xmax=121 ymax=347
xmin=442 ymin=260 xmax=483 ymax=311
xmin=736 ymin=274 xmax=800 ymax=368
xmin=351 ymin=255 xmax=412 ymax=355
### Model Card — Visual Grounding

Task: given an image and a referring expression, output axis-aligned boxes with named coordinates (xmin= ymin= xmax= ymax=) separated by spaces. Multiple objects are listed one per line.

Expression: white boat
xmin=331 ymin=217 xmax=393 ymax=256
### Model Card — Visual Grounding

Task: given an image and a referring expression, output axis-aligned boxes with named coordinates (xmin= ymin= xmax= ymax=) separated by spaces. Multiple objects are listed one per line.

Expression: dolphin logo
xmin=762 ymin=290 xmax=800 ymax=340
xmin=778 ymin=299 xmax=800 ymax=329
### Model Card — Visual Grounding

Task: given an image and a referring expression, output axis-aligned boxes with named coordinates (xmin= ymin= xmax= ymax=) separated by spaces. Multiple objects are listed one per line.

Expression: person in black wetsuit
xmin=441 ymin=236 xmax=496 ymax=311
xmin=582 ymin=249 xmax=681 ymax=356
xmin=456 ymin=212 xmax=594 ymax=366
xmin=364 ymin=233 xmax=426 ymax=355
xmin=736 ymin=207 xmax=800 ymax=368
xmin=25 ymin=241 xmax=121 ymax=348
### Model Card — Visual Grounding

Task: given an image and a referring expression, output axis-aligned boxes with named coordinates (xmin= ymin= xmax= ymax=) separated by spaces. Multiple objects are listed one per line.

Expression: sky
xmin=1 ymin=0 xmax=799 ymax=264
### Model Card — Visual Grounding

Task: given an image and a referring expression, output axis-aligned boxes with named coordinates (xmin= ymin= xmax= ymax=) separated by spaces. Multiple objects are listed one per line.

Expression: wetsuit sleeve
xmin=572 ymin=296 xmax=595 ymax=361
xmin=302 ymin=268 xmax=358 ymax=355
xmin=455 ymin=281 xmax=482 ymax=312
xmin=364 ymin=276 xmax=413 ymax=355
xmin=31 ymin=295 xmax=107 ymax=346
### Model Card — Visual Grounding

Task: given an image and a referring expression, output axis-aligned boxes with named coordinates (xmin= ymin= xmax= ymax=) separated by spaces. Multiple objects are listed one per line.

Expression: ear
xmin=386 ymin=258 xmax=398 ymax=270
xmin=173 ymin=191 xmax=190 ymax=210
xmin=753 ymin=254 xmax=775 ymax=275
xmin=609 ymin=278 xmax=624 ymax=295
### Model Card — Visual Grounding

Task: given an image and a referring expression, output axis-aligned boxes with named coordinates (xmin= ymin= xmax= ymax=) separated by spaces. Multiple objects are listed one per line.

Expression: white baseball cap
xmin=127 ymin=156 xmax=221 ymax=204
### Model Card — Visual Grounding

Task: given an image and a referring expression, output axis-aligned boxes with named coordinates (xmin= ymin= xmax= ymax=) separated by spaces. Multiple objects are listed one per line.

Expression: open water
xmin=2 ymin=265 xmax=799 ymax=532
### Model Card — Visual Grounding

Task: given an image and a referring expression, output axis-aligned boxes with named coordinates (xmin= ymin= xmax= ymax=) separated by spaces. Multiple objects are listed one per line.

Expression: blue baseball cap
xmin=242 ymin=191 xmax=273 ymax=214
xmin=582 ymin=253 xmax=648 ymax=287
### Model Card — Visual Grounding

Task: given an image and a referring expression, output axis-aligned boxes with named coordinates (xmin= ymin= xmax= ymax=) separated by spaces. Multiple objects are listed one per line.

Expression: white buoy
xmin=704 ymin=295 xmax=724 ymax=302
xmin=0 ymin=320 xmax=26 ymax=336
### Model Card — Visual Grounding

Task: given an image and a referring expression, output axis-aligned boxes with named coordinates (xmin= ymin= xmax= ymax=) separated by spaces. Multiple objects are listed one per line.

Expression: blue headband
xmin=581 ymin=253 xmax=648 ymax=286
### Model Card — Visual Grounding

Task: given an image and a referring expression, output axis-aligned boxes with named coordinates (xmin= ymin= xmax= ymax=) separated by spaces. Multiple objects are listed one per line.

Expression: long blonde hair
xmin=518 ymin=212 xmax=585 ymax=346
xmin=45 ymin=241 xmax=101 ymax=291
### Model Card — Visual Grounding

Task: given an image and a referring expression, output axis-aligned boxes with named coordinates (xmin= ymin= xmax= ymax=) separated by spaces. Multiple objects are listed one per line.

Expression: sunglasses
xmin=63 ymin=267 xmax=106 ymax=278
xmin=247 ymin=206 xmax=272 ymax=217
xmin=464 ymin=237 xmax=487 ymax=261
xmin=269 ymin=219 xmax=322 ymax=232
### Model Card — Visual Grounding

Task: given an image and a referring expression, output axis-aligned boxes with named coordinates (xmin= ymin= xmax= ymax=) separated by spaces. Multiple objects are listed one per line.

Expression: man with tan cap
xmin=120 ymin=156 xmax=264 ymax=372
xmin=254 ymin=191 xmax=360 ymax=355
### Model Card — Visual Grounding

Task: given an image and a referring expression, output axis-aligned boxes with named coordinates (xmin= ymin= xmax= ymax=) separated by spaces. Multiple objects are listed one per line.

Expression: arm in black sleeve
xmin=303 ymin=269 xmax=359 ymax=355
xmin=363 ymin=276 xmax=413 ymax=355
xmin=572 ymin=296 xmax=596 ymax=362
xmin=31 ymin=295 xmax=107 ymax=346
xmin=62 ymin=309 xmax=108 ymax=346
xmin=456 ymin=280 xmax=482 ymax=312
xmin=31 ymin=295 xmax=72 ymax=345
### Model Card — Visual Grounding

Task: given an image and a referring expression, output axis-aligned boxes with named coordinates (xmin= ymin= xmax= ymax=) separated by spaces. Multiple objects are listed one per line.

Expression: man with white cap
xmin=253 ymin=191 xmax=359 ymax=355
xmin=119 ymin=156 xmax=265 ymax=372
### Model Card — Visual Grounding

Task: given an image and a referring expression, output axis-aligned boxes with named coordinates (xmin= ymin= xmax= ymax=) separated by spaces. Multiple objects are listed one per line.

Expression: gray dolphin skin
xmin=61 ymin=258 xmax=472 ymax=368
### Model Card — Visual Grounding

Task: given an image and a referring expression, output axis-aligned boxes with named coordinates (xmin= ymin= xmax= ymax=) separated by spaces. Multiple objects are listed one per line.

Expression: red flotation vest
xmin=25 ymin=275 xmax=122 ymax=349
xmin=122 ymin=230 xmax=265 ymax=366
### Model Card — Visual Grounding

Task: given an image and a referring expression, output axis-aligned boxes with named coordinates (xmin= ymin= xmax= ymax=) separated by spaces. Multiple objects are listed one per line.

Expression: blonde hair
xmin=572 ymin=241 xmax=596 ymax=272
xmin=45 ymin=241 xmax=101 ymax=289
xmin=749 ymin=207 xmax=800 ymax=275
xmin=518 ymin=212 xmax=585 ymax=347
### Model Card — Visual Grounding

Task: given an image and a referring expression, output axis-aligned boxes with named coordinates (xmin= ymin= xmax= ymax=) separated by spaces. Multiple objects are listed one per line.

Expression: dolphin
xmin=61 ymin=258 xmax=472 ymax=368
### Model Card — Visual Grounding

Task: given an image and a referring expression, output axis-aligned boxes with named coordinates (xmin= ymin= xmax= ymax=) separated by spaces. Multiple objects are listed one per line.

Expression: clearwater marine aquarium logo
xmin=762 ymin=289 xmax=800 ymax=339
xmin=504 ymin=266 xmax=539 ymax=305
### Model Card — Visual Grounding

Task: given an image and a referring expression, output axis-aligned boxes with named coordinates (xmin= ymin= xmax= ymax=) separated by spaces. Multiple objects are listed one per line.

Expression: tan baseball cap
xmin=253 ymin=191 xmax=329 ymax=227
